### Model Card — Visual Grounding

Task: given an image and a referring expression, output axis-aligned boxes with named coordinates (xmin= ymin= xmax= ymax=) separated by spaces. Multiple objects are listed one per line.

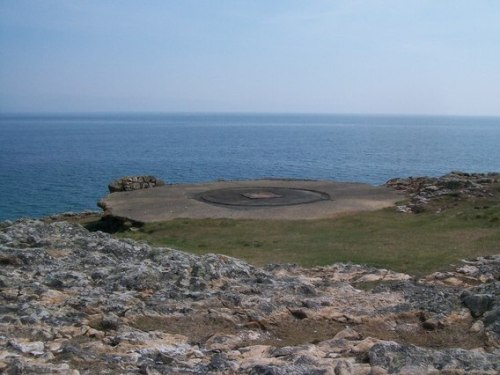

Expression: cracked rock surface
xmin=386 ymin=171 xmax=500 ymax=213
xmin=1 ymin=220 xmax=499 ymax=374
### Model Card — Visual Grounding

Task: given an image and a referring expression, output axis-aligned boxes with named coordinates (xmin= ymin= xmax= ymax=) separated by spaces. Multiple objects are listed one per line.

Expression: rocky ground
xmin=386 ymin=171 xmax=500 ymax=214
xmin=1 ymin=219 xmax=499 ymax=374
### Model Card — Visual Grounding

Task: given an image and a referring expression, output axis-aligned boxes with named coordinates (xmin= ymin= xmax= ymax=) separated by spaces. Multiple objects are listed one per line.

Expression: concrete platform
xmin=99 ymin=179 xmax=403 ymax=223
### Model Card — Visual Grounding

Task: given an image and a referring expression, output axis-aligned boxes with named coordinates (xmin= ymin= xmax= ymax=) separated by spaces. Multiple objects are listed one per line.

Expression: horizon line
xmin=1 ymin=111 xmax=500 ymax=119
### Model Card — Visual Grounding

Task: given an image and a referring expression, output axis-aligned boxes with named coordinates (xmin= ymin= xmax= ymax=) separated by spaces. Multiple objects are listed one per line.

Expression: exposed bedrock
xmin=0 ymin=220 xmax=499 ymax=374
xmin=386 ymin=171 xmax=500 ymax=213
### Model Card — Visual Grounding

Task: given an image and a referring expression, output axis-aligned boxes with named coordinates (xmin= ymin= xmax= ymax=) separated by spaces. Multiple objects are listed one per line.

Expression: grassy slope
xmin=111 ymin=187 xmax=500 ymax=277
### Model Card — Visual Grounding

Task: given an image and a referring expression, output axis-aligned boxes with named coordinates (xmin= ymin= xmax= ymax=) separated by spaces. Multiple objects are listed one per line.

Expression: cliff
xmin=1 ymin=219 xmax=499 ymax=374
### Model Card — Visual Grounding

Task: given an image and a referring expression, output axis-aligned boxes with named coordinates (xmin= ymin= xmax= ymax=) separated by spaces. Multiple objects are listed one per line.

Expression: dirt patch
xmin=262 ymin=317 xmax=345 ymax=346
xmin=358 ymin=313 xmax=486 ymax=349
xmin=128 ymin=311 xmax=485 ymax=349
xmin=129 ymin=314 xmax=240 ymax=345
xmin=129 ymin=313 xmax=345 ymax=348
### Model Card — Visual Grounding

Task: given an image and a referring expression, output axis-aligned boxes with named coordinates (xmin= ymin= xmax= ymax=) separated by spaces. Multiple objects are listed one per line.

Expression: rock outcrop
xmin=1 ymin=220 xmax=499 ymax=374
xmin=386 ymin=171 xmax=500 ymax=213
xmin=108 ymin=176 xmax=166 ymax=193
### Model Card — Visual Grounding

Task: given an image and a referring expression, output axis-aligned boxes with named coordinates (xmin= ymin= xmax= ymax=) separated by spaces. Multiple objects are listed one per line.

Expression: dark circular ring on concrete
xmin=195 ymin=187 xmax=330 ymax=207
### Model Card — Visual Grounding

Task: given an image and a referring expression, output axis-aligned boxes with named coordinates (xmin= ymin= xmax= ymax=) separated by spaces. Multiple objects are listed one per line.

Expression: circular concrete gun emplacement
xmin=196 ymin=187 xmax=330 ymax=207
xmin=99 ymin=179 xmax=404 ymax=222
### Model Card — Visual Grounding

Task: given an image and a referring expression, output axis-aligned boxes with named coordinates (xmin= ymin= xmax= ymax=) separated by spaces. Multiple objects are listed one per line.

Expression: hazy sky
xmin=1 ymin=1 xmax=499 ymax=115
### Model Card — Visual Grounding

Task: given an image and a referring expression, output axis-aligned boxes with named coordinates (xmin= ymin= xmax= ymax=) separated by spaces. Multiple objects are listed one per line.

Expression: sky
xmin=1 ymin=0 xmax=499 ymax=115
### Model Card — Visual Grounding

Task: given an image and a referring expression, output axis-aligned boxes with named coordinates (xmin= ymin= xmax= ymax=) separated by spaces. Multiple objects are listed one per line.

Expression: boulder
xmin=108 ymin=175 xmax=165 ymax=193
xmin=462 ymin=292 xmax=494 ymax=318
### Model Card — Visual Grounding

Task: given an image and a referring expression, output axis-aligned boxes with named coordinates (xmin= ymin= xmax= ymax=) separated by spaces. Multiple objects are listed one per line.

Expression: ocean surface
xmin=1 ymin=113 xmax=500 ymax=220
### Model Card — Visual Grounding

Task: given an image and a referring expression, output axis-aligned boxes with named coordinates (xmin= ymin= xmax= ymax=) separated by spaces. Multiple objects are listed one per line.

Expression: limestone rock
xmin=462 ymin=292 xmax=494 ymax=318
xmin=386 ymin=171 xmax=500 ymax=213
xmin=108 ymin=175 xmax=166 ymax=193
xmin=369 ymin=342 xmax=500 ymax=374
xmin=1 ymin=219 xmax=499 ymax=374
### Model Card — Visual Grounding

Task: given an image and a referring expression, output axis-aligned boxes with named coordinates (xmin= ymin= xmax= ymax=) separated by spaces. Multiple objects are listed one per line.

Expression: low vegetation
xmin=129 ymin=311 xmax=485 ymax=349
xmin=94 ymin=186 xmax=500 ymax=277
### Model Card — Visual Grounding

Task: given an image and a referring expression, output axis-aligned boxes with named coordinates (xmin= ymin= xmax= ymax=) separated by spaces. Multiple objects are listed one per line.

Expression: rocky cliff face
xmin=1 ymin=220 xmax=499 ymax=374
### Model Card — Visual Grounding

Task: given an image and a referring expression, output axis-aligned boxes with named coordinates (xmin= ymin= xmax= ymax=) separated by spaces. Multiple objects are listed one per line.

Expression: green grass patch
xmin=111 ymin=193 xmax=500 ymax=277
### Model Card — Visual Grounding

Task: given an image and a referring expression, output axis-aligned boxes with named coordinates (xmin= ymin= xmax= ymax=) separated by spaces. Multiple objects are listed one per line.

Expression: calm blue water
xmin=1 ymin=113 xmax=499 ymax=220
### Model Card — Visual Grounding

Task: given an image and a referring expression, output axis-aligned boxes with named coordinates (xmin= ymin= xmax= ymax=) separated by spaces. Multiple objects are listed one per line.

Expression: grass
xmin=89 ymin=188 xmax=500 ymax=277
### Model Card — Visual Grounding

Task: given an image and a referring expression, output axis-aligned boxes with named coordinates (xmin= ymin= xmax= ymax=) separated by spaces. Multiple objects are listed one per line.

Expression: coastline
xmin=3 ymin=113 xmax=500 ymax=222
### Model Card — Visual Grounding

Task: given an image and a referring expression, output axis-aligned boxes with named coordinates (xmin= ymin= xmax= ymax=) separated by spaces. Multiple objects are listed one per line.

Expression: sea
xmin=1 ymin=113 xmax=499 ymax=221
